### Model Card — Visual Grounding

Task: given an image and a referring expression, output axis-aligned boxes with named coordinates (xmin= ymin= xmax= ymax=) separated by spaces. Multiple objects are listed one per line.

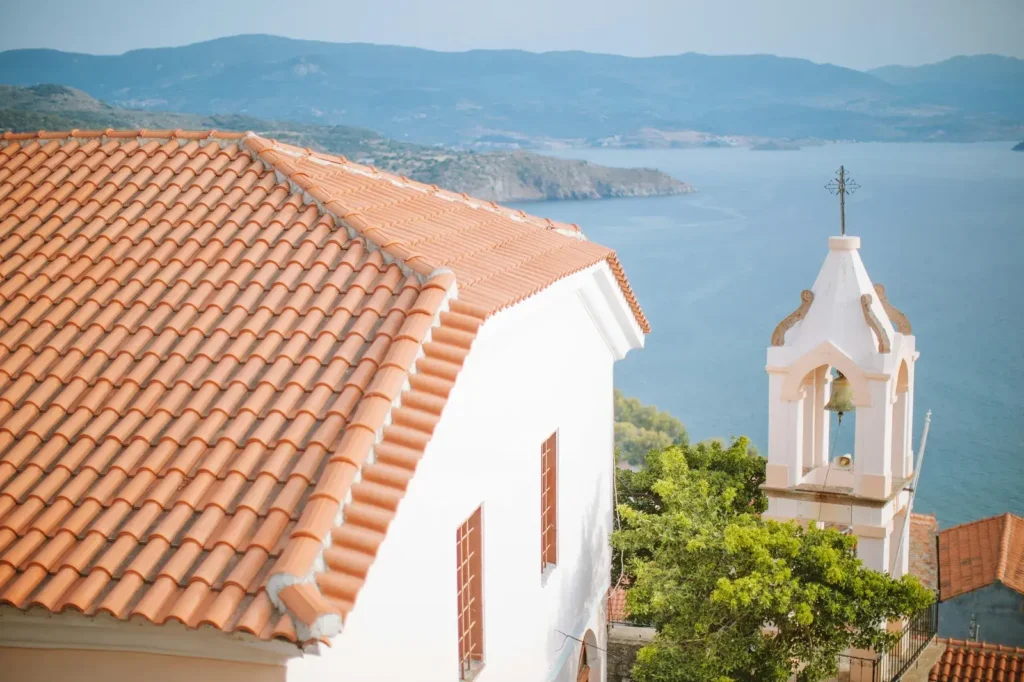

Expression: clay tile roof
xmin=911 ymin=512 xmax=939 ymax=592
xmin=607 ymin=586 xmax=629 ymax=623
xmin=249 ymin=137 xmax=648 ymax=332
xmin=0 ymin=130 xmax=647 ymax=645
xmin=929 ymin=639 xmax=1024 ymax=681
xmin=938 ymin=513 xmax=1024 ymax=601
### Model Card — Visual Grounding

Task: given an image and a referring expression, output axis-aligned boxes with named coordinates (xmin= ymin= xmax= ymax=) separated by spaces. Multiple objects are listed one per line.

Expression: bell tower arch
xmin=762 ymin=234 xmax=919 ymax=577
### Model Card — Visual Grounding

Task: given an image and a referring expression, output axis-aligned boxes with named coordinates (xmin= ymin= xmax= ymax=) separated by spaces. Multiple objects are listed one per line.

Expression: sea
xmin=511 ymin=142 xmax=1024 ymax=528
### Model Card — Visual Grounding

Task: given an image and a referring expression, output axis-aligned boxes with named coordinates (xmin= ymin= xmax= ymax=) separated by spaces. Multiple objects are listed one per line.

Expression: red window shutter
xmin=541 ymin=432 xmax=558 ymax=570
xmin=456 ymin=507 xmax=484 ymax=679
xmin=577 ymin=643 xmax=590 ymax=682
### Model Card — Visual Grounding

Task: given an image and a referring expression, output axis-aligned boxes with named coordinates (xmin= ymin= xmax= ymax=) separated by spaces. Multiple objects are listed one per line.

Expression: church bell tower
xmin=761 ymin=167 xmax=919 ymax=577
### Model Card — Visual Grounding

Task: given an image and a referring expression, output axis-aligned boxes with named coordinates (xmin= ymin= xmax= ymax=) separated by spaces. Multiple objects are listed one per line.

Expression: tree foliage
xmin=613 ymin=438 xmax=766 ymax=586
xmin=613 ymin=444 xmax=934 ymax=682
xmin=614 ymin=389 xmax=689 ymax=465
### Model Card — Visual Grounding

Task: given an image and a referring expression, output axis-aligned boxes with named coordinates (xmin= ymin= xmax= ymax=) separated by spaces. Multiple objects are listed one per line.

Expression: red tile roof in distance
xmin=938 ymin=513 xmax=1024 ymax=601
xmin=0 ymin=129 xmax=647 ymax=645
xmin=910 ymin=512 xmax=939 ymax=592
xmin=929 ymin=639 xmax=1024 ymax=682
xmin=607 ymin=586 xmax=629 ymax=623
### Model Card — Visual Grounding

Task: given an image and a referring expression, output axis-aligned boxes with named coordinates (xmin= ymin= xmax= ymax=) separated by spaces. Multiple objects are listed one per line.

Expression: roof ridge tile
xmin=263 ymin=267 xmax=460 ymax=639
xmin=996 ymin=512 xmax=1014 ymax=583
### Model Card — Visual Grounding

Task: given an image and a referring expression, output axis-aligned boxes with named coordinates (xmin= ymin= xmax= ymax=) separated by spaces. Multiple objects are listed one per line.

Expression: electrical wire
xmin=887 ymin=410 xmax=932 ymax=576
xmin=555 ymin=630 xmax=607 ymax=654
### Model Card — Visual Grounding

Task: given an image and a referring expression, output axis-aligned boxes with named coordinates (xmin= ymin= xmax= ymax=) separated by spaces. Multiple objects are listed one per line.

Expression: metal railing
xmin=876 ymin=602 xmax=938 ymax=682
xmin=834 ymin=651 xmax=880 ymax=682
xmin=829 ymin=602 xmax=938 ymax=682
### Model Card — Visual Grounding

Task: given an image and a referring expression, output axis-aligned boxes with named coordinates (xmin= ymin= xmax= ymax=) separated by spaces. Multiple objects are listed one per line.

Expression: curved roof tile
xmin=0 ymin=130 xmax=646 ymax=645
xmin=929 ymin=639 xmax=1024 ymax=681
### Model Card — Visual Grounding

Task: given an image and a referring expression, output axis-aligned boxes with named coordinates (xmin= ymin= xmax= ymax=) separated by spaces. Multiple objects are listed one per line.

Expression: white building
xmin=762 ymin=231 xmax=918 ymax=578
xmin=0 ymin=130 xmax=647 ymax=682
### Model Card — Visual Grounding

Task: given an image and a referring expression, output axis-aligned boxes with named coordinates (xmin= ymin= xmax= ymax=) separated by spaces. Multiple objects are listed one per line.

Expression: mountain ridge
xmin=2 ymin=35 xmax=1021 ymax=146
xmin=868 ymin=54 xmax=1024 ymax=84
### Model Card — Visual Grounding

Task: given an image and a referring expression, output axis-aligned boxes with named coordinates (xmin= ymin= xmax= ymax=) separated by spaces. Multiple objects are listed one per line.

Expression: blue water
xmin=512 ymin=142 xmax=1024 ymax=528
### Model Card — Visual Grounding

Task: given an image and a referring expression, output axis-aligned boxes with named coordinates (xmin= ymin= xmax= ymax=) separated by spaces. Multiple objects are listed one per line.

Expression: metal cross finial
xmin=825 ymin=165 xmax=860 ymax=236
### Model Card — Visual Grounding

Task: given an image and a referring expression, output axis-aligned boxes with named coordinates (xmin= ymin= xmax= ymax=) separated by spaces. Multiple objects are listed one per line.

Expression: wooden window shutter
xmin=577 ymin=642 xmax=590 ymax=682
xmin=456 ymin=507 xmax=484 ymax=680
xmin=541 ymin=432 xmax=558 ymax=570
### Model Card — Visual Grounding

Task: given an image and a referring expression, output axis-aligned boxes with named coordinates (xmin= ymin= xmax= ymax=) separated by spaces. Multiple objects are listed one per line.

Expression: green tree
xmin=613 ymin=445 xmax=933 ymax=682
xmin=614 ymin=389 xmax=689 ymax=466
xmin=613 ymin=437 xmax=766 ymax=586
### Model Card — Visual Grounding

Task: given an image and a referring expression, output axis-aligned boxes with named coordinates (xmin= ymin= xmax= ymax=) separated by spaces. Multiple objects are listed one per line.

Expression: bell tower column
xmin=889 ymin=508 xmax=910 ymax=578
xmin=855 ymin=532 xmax=891 ymax=574
xmin=767 ymin=371 xmax=801 ymax=488
xmin=853 ymin=378 xmax=894 ymax=500
xmin=891 ymin=389 xmax=910 ymax=479
xmin=813 ymin=367 xmax=830 ymax=469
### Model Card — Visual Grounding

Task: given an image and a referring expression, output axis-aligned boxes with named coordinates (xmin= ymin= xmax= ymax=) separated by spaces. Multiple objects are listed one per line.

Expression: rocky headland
xmin=0 ymin=85 xmax=693 ymax=203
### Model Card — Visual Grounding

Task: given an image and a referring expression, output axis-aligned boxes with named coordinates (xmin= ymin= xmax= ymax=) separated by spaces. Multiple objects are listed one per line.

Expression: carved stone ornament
xmin=861 ymin=294 xmax=891 ymax=353
xmin=771 ymin=290 xmax=814 ymax=346
xmin=874 ymin=283 xmax=912 ymax=334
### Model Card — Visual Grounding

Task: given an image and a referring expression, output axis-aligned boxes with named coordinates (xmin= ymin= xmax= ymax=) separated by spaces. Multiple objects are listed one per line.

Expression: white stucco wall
xmin=288 ymin=264 xmax=628 ymax=682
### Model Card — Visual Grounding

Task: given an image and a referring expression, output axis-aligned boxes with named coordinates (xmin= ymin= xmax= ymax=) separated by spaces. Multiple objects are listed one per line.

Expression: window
xmin=456 ymin=506 xmax=484 ymax=680
xmin=541 ymin=431 xmax=558 ymax=570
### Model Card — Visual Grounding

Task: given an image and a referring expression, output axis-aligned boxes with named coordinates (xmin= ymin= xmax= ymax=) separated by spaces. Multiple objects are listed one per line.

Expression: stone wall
xmin=607 ymin=624 xmax=655 ymax=682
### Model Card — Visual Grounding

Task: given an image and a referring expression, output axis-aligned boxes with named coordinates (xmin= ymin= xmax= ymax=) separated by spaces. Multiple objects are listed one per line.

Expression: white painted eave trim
xmin=0 ymin=607 xmax=298 ymax=666
xmin=577 ymin=263 xmax=645 ymax=361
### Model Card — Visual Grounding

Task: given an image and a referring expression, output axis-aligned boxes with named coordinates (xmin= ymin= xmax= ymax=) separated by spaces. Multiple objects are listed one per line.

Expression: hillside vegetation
xmin=0 ymin=85 xmax=692 ymax=202
xmin=614 ymin=390 xmax=689 ymax=466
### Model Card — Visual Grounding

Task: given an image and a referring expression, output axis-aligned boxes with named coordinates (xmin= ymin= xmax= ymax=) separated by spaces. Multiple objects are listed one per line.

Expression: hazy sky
xmin=1 ymin=0 xmax=1022 ymax=70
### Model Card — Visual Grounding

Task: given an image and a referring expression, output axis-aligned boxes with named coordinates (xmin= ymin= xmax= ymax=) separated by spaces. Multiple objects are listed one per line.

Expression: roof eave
xmin=578 ymin=262 xmax=645 ymax=361
xmin=0 ymin=606 xmax=299 ymax=665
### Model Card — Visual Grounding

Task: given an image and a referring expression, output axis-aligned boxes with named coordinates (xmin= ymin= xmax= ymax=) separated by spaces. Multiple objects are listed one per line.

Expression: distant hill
xmin=869 ymin=55 xmax=1024 ymax=87
xmin=868 ymin=55 xmax=1024 ymax=122
xmin=0 ymin=85 xmax=693 ymax=202
xmin=1013 ymin=141 xmax=1024 ymax=151
xmin=1 ymin=35 xmax=1021 ymax=146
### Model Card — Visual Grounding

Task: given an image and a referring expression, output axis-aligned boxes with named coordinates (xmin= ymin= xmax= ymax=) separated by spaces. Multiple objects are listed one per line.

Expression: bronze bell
xmin=824 ymin=370 xmax=856 ymax=420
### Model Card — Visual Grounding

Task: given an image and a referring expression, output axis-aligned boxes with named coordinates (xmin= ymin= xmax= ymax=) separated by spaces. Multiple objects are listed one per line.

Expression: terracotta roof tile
xmin=938 ymin=513 xmax=1024 ymax=601
xmin=607 ymin=586 xmax=630 ymax=623
xmin=0 ymin=129 xmax=646 ymax=646
xmin=258 ymin=140 xmax=647 ymax=332
xmin=911 ymin=512 xmax=939 ymax=592
xmin=929 ymin=639 xmax=1024 ymax=681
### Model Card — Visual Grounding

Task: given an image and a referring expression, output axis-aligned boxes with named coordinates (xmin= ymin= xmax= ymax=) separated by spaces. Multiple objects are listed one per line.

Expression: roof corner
xmin=277 ymin=583 xmax=343 ymax=643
